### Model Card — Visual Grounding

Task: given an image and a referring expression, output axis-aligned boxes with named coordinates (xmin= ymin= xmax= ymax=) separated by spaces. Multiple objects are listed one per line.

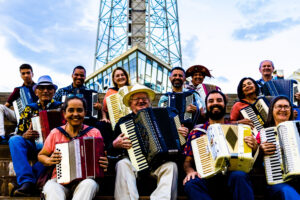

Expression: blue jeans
xmin=184 ymin=171 xmax=254 ymax=200
xmin=9 ymin=135 xmax=46 ymax=185
xmin=266 ymin=181 xmax=300 ymax=200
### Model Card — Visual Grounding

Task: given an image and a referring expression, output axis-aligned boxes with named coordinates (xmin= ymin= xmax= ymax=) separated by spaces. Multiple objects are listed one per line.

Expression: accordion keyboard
xmin=192 ymin=135 xmax=214 ymax=177
xmin=261 ymin=127 xmax=284 ymax=185
xmin=107 ymin=94 xmax=122 ymax=130
xmin=241 ymin=106 xmax=264 ymax=136
xmin=121 ymin=119 xmax=149 ymax=171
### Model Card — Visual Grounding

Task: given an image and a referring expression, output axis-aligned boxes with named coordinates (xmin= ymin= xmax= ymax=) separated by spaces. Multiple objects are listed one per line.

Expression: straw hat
xmin=122 ymin=84 xmax=156 ymax=107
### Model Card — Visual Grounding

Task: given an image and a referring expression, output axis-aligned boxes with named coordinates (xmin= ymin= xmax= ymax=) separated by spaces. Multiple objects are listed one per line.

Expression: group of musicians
xmin=0 ymin=60 xmax=300 ymax=200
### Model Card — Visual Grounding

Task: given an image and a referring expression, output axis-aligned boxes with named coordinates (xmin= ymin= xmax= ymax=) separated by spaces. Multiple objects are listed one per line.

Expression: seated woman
xmin=102 ymin=67 xmax=130 ymax=122
xmin=38 ymin=96 xmax=108 ymax=200
xmin=230 ymin=77 xmax=261 ymax=127
xmin=258 ymin=96 xmax=300 ymax=199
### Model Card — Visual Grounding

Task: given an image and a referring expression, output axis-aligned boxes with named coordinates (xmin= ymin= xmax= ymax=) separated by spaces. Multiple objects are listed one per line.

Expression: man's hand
xmin=244 ymin=135 xmax=258 ymax=151
xmin=22 ymin=124 xmax=39 ymax=140
xmin=178 ymin=125 xmax=189 ymax=138
xmin=260 ymin=142 xmax=276 ymax=155
xmin=186 ymin=104 xmax=197 ymax=114
xmin=183 ymin=171 xmax=201 ymax=185
xmin=294 ymin=92 xmax=300 ymax=101
xmin=113 ymin=133 xmax=132 ymax=149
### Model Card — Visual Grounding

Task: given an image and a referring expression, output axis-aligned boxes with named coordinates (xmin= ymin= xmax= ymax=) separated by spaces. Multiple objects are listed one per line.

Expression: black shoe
xmin=13 ymin=182 xmax=35 ymax=197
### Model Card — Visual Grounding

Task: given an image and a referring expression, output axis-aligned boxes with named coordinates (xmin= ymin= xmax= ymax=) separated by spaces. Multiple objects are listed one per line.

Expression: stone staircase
xmin=0 ymin=92 xmax=267 ymax=199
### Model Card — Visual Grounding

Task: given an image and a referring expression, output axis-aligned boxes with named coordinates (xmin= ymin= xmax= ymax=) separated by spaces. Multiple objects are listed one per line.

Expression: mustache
xmin=172 ymin=79 xmax=183 ymax=87
xmin=209 ymin=105 xmax=223 ymax=111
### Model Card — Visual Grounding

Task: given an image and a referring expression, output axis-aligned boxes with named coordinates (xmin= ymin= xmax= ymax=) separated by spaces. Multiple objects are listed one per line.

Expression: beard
xmin=171 ymin=79 xmax=183 ymax=88
xmin=206 ymin=105 xmax=226 ymax=120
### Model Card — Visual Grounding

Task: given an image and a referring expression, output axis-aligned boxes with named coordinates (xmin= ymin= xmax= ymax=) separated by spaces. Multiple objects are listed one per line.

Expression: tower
xmin=93 ymin=0 xmax=182 ymax=71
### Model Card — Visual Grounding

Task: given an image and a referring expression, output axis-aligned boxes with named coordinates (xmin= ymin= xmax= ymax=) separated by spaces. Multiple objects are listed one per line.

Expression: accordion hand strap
xmin=56 ymin=126 xmax=94 ymax=140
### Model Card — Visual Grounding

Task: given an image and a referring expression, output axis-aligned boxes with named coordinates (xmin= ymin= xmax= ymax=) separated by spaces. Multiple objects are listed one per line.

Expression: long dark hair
xmin=265 ymin=96 xmax=294 ymax=127
xmin=112 ymin=67 xmax=130 ymax=88
xmin=237 ymin=77 xmax=259 ymax=100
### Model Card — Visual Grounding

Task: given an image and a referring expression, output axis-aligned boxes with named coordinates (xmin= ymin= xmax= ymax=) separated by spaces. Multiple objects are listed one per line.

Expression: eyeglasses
xmin=130 ymin=97 xmax=149 ymax=102
xmin=67 ymin=93 xmax=84 ymax=99
xmin=274 ymin=105 xmax=291 ymax=110
xmin=37 ymin=85 xmax=54 ymax=90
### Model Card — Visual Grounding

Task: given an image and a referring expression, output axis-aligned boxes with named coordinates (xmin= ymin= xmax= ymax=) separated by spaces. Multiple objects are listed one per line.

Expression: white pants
xmin=0 ymin=105 xmax=16 ymax=136
xmin=114 ymin=158 xmax=178 ymax=200
xmin=43 ymin=178 xmax=99 ymax=200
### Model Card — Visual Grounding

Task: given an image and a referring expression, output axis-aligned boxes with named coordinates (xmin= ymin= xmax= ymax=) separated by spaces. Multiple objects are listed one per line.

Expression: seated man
xmin=183 ymin=90 xmax=257 ymax=200
xmin=111 ymin=83 xmax=188 ymax=200
xmin=9 ymin=75 xmax=62 ymax=196
xmin=0 ymin=64 xmax=37 ymax=143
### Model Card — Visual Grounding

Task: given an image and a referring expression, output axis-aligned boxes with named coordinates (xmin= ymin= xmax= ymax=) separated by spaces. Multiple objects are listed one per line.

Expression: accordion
xmin=106 ymin=86 xmax=132 ymax=130
xmin=120 ymin=107 xmax=185 ymax=172
xmin=240 ymin=97 xmax=269 ymax=137
xmin=262 ymin=79 xmax=298 ymax=106
xmin=260 ymin=121 xmax=300 ymax=185
xmin=195 ymin=83 xmax=221 ymax=103
xmin=13 ymin=87 xmax=35 ymax=122
xmin=55 ymin=137 xmax=105 ymax=185
xmin=31 ymin=109 xmax=65 ymax=144
xmin=161 ymin=91 xmax=194 ymax=127
xmin=191 ymin=124 xmax=254 ymax=178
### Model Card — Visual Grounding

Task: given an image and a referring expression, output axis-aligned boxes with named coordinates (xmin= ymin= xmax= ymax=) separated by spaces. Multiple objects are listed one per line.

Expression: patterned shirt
xmin=16 ymin=99 xmax=62 ymax=135
xmin=183 ymin=121 xmax=210 ymax=156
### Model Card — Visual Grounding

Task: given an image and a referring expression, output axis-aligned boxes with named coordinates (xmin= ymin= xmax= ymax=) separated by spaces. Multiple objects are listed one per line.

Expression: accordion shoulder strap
xmin=56 ymin=126 xmax=94 ymax=140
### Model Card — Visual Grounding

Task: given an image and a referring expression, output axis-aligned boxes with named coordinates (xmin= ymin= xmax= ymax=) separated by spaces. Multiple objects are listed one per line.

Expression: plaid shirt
xmin=53 ymin=84 xmax=92 ymax=102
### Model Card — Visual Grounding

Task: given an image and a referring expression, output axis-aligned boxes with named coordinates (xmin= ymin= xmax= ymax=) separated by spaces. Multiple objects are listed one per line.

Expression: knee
xmin=115 ymin=158 xmax=131 ymax=171
xmin=162 ymin=162 xmax=178 ymax=174
xmin=9 ymin=135 xmax=24 ymax=146
xmin=0 ymin=104 xmax=4 ymax=112
xmin=43 ymin=179 xmax=62 ymax=193
xmin=80 ymin=179 xmax=99 ymax=190
xmin=184 ymin=177 xmax=203 ymax=193
xmin=229 ymin=171 xmax=248 ymax=180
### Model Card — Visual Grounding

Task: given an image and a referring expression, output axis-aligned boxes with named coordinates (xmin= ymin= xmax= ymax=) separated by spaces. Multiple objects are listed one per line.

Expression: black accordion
xmin=120 ymin=107 xmax=185 ymax=172
xmin=162 ymin=91 xmax=195 ymax=128
xmin=262 ymin=79 xmax=298 ymax=106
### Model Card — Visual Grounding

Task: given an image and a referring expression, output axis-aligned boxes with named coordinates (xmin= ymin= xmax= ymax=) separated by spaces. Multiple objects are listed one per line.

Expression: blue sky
xmin=1 ymin=0 xmax=300 ymax=93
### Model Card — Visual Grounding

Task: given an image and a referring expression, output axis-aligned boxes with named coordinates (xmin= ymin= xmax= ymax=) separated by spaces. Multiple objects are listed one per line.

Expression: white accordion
xmin=106 ymin=86 xmax=132 ymax=130
xmin=260 ymin=120 xmax=300 ymax=185
xmin=191 ymin=124 xmax=254 ymax=178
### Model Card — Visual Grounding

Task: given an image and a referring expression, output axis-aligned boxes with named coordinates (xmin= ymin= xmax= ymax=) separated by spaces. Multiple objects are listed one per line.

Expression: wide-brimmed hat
xmin=122 ymin=84 xmax=156 ymax=107
xmin=33 ymin=75 xmax=58 ymax=91
xmin=186 ymin=65 xmax=212 ymax=78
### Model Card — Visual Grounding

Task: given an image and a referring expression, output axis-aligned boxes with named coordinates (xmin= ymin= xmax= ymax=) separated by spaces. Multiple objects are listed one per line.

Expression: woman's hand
xmin=186 ymin=104 xmax=197 ymax=114
xmin=260 ymin=142 xmax=276 ymax=155
xmin=99 ymin=152 xmax=109 ymax=172
xmin=177 ymin=125 xmax=189 ymax=138
xmin=44 ymin=151 xmax=61 ymax=166
xmin=113 ymin=133 xmax=132 ymax=149
xmin=237 ymin=119 xmax=254 ymax=129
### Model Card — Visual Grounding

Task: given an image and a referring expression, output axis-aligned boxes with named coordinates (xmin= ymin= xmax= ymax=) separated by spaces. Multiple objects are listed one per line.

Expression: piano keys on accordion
xmin=262 ymin=79 xmax=298 ymax=106
xmin=261 ymin=121 xmax=300 ymax=185
xmin=106 ymin=86 xmax=132 ymax=130
xmin=13 ymin=87 xmax=35 ymax=122
xmin=31 ymin=109 xmax=65 ymax=144
xmin=55 ymin=137 xmax=105 ymax=185
xmin=191 ymin=124 xmax=254 ymax=178
xmin=240 ymin=97 xmax=269 ymax=137
xmin=120 ymin=107 xmax=185 ymax=172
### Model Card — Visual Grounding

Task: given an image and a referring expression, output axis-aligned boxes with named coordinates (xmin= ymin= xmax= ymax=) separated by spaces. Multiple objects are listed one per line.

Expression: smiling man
xmin=256 ymin=60 xmax=275 ymax=88
xmin=8 ymin=75 xmax=62 ymax=196
xmin=110 ymin=83 xmax=188 ymax=200
xmin=158 ymin=67 xmax=204 ymax=130
xmin=183 ymin=90 xmax=257 ymax=200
